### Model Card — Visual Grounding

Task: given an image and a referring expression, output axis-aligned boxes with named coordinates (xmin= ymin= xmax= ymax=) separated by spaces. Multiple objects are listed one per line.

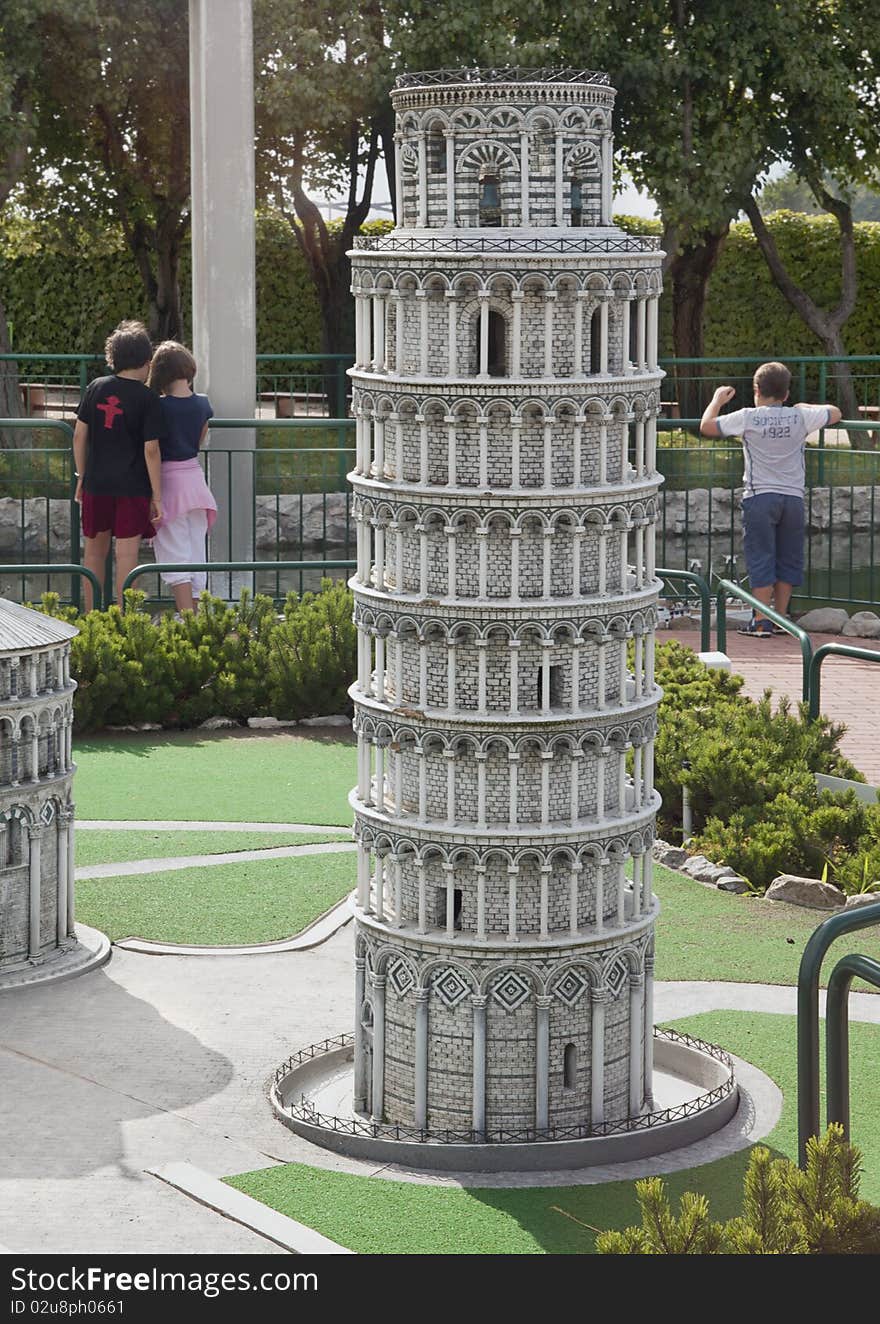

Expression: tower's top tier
xmin=386 ymin=67 xmax=619 ymax=234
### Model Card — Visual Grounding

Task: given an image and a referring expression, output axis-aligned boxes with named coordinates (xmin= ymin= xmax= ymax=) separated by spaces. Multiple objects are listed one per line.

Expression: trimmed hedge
xmin=4 ymin=209 xmax=878 ymax=361
xmin=0 ymin=213 xmax=393 ymax=358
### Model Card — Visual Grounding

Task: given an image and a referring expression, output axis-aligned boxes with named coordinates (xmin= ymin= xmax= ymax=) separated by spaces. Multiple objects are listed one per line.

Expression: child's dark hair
xmin=105 ymin=320 xmax=153 ymax=372
xmin=754 ymin=361 xmax=791 ymax=402
xmin=148 ymin=341 xmax=198 ymax=394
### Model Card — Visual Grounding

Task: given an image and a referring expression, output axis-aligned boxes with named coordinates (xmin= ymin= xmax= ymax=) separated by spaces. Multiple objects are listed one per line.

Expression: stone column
xmin=535 ymin=995 xmax=552 ymax=1131
xmin=601 ymin=132 xmax=613 ymax=223
xmin=443 ymin=861 xmax=456 ymax=937
xmin=475 ymin=863 xmax=487 ymax=940
xmin=629 ymin=971 xmax=645 ymax=1116
xmin=445 ymin=292 xmax=458 ymax=376
xmin=511 ymin=293 xmax=524 ymax=376
xmin=356 ymin=841 xmax=370 ymax=908
xmin=543 ymin=291 xmax=556 ymax=378
xmin=636 ymin=297 xmax=647 ymax=369
xmin=417 ymin=290 xmax=429 ymax=376
xmin=394 ymin=132 xmax=404 ymax=221
xmin=539 ymin=862 xmax=551 ymax=937
xmin=444 ymin=130 xmax=456 ymax=224
xmin=478 ymin=293 xmax=490 ymax=377
xmin=508 ymin=752 xmax=519 ymax=828
xmin=353 ymin=954 xmax=367 ymax=1112
xmin=472 ymin=995 xmax=488 ymax=1138
xmin=554 ymin=129 xmax=564 ymax=224
xmin=519 ymin=133 xmax=530 ymax=224
xmin=66 ymin=807 xmax=76 ymax=937
xmin=393 ymin=854 xmax=404 ymax=925
xmin=27 ymin=823 xmax=42 ymax=959
xmin=56 ymin=812 xmax=69 ymax=946
xmin=569 ymin=860 xmax=582 ymax=935
xmin=508 ymin=639 xmax=520 ymax=712
xmin=599 ymin=297 xmax=610 ymax=374
xmin=446 ymin=416 xmax=457 ymax=486
xmin=446 ymin=636 xmax=456 ymax=708
xmin=417 ymin=131 xmax=427 ymax=225
xmin=590 ymin=989 xmax=609 ymax=1126
xmin=507 ymin=865 xmax=519 ymax=942
xmin=647 ymin=297 xmax=659 ymax=370
xmin=444 ymin=748 xmax=456 ymax=827
xmin=370 ymin=972 xmax=386 ymax=1123
xmin=621 ymin=295 xmax=632 ymax=370
xmin=417 ymin=857 xmax=427 ymax=933
xmin=570 ymin=749 xmax=583 ymax=824
xmin=595 ymin=859 xmax=605 ymax=932
xmin=644 ymin=955 xmax=655 ymax=1104
xmin=414 ymin=987 xmax=429 ymax=1127
xmin=189 ymin=0 xmax=256 ymax=569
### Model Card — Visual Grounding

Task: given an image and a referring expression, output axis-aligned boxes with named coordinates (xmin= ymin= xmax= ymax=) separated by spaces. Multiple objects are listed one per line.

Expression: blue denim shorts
xmin=742 ymin=493 xmax=805 ymax=588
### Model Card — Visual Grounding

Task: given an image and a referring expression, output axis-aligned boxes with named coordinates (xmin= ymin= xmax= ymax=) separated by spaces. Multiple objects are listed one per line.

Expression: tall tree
xmin=743 ymin=1 xmax=880 ymax=443
xmin=254 ymin=0 xmax=394 ymax=357
xmin=32 ymin=0 xmax=191 ymax=341
xmin=0 ymin=0 xmax=94 ymax=437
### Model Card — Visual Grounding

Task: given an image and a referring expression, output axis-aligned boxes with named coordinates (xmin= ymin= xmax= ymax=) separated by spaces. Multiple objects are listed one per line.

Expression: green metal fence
xmin=659 ymin=354 xmax=880 ymax=418
xmin=656 ymin=420 xmax=880 ymax=612
xmin=0 ymin=352 xmax=351 ymax=419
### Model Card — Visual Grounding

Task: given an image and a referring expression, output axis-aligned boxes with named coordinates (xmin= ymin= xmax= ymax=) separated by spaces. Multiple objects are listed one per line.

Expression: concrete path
xmin=657 ymin=626 xmax=880 ymax=783
xmin=77 ymin=819 xmax=351 ymax=833
xmin=3 ymin=919 xmax=880 ymax=1254
xmin=76 ymin=840 xmax=356 ymax=881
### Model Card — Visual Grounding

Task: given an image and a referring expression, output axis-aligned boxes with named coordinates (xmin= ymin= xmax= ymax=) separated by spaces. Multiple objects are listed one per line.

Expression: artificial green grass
xmin=75 ymin=849 xmax=354 ymax=944
xmin=653 ymin=863 xmax=880 ymax=986
xmin=75 ymin=828 xmax=349 ymax=868
xmin=73 ymin=730 xmax=356 ymax=825
xmin=226 ymin=1011 xmax=880 ymax=1254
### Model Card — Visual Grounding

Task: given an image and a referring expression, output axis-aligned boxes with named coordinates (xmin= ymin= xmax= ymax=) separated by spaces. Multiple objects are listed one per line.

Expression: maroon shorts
xmin=81 ymin=493 xmax=155 ymax=540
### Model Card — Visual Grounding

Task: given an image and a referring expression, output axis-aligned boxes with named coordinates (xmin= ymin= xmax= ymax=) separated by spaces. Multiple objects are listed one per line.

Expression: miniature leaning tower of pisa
xmin=348 ymin=68 xmax=663 ymax=1138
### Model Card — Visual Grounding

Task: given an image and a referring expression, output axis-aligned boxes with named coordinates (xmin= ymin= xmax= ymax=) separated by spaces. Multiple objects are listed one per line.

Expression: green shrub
xmin=38 ymin=582 xmax=356 ymax=731
xmin=597 ymin=1126 xmax=880 ymax=1255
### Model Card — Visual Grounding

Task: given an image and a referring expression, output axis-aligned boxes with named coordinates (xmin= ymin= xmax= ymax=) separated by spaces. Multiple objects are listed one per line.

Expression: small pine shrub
xmin=597 ymin=1127 xmax=880 ymax=1255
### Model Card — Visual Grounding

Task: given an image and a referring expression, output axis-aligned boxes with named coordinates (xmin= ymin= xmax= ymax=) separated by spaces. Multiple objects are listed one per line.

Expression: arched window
xmin=453 ymin=888 xmax=463 ymax=930
xmin=488 ymin=311 xmax=506 ymax=376
xmin=570 ymin=178 xmax=583 ymax=227
xmin=563 ymin=1042 xmax=577 ymax=1090
xmin=479 ymin=171 xmax=501 ymax=226
xmin=590 ymin=307 xmax=602 ymax=374
xmin=629 ymin=302 xmax=638 ymax=364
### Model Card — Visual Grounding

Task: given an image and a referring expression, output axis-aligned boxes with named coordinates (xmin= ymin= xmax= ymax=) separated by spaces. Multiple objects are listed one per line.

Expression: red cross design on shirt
xmin=97 ymin=395 xmax=123 ymax=429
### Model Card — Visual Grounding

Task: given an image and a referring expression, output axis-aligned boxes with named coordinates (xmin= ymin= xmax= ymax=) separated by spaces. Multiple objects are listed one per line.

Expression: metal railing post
xmin=121 ymin=559 xmax=357 ymax=600
xmin=716 ymin=584 xmax=727 ymax=654
xmin=0 ymin=563 xmax=102 ymax=608
xmin=715 ymin=578 xmax=812 ymax=699
xmin=826 ymin=952 xmax=880 ymax=1142
xmin=807 ymin=641 xmax=880 ymax=722
xmin=657 ymin=568 xmax=712 ymax=653
xmin=797 ymin=901 xmax=880 ymax=1166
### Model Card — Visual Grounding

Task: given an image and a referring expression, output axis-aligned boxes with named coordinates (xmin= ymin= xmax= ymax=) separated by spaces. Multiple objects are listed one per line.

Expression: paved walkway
xmin=657 ymin=627 xmax=880 ymax=784
xmin=2 ymin=919 xmax=880 ymax=1254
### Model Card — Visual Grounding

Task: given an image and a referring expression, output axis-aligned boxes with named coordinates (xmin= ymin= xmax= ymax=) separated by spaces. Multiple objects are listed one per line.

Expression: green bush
xmin=0 ymin=212 xmax=394 ymax=358
xmin=597 ymin=1126 xmax=880 ymax=1255
xmin=39 ymin=581 xmax=356 ymax=732
xmin=653 ymin=641 xmax=878 ymax=891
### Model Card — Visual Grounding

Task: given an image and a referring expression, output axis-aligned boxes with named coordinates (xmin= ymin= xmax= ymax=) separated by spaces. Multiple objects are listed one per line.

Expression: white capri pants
xmin=152 ymin=509 xmax=209 ymax=596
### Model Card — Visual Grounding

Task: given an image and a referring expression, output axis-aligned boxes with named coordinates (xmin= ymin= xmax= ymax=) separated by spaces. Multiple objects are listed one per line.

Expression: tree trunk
xmin=664 ymin=227 xmax=729 ymax=424
xmin=0 ymin=294 xmax=27 ymax=448
xmin=743 ymin=195 xmax=871 ymax=448
xmin=152 ymin=220 xmax=185 ymax=343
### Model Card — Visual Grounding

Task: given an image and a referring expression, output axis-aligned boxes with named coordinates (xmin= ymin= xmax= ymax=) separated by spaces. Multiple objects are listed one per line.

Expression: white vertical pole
xmin=417 ymin=132 xmax=427 ymax=225
xmin=189 ymin=0 xmax=256 ymax=572
xmin=511 ymin=294 xmax=523 ymax=376
xmin=554 ymin=130 xmax=564 ymax=224
xmin=445 ymin=131 xmax=455 ymax=224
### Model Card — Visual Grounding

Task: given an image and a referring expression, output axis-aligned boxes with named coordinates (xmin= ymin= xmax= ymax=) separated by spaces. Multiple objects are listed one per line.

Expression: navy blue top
xmin=158 ymin=392 xmax=214 ymax=461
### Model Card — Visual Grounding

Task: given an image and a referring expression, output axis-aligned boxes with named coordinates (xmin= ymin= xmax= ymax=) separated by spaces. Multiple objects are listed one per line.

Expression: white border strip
xmin=150 ymin=1163 xmax=353 ymax=1255
xmin=77 ymin=841 xmax=355 ymax=880
xmin=77 ymin=820 xmax=350 ymax=833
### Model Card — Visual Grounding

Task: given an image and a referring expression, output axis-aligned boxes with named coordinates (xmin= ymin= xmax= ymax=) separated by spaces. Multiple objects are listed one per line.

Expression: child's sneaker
xmin=737 ymin=614 xmax=774 ymax=638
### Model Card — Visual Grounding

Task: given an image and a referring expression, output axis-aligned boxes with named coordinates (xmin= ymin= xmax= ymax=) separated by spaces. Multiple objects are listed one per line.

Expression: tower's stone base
xmin=270 ymin=1029 xmax=737 ymax=1172
xmin=0 ymin=923 xmax=111 ymax=991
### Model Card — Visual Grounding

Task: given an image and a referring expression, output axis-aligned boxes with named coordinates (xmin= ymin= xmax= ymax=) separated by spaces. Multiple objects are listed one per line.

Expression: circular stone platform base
xmin=271 ymin=1030 xmax=739 ymax=1173
xmin=0 ymin=924 xmax=111 ymax=991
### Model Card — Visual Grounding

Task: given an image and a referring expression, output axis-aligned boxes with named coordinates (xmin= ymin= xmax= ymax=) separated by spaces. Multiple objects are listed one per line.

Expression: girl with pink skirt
xmin=148 ymin=341 xmax=218 ymax=613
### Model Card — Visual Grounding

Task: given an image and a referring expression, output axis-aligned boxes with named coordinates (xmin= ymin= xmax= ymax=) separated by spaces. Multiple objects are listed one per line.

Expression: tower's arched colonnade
xmin=347 ymin=68 xmax=665 ymax=1139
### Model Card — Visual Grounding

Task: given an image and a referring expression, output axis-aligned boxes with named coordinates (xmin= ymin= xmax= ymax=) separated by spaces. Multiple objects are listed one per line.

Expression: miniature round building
xmin=0 ymin=598 xmax=108 ymax=988
xmin=274 ymin=68 xmax=736 ymax=1164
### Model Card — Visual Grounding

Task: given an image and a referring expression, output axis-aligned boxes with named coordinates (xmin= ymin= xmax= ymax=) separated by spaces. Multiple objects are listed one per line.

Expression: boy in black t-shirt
xmin=74 ymin=321 xmax=165 ymax=609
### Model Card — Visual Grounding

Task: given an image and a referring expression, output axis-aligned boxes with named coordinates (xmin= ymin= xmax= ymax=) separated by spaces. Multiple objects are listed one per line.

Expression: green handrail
xmin=657 ymin=567 xmax=712 ymax=652
xmin=207 ymin=417 xmax=353 ymax=429
xmin=808 ymin=643 xmax=880 ymax=722
xmin=826 ymin=951 xmax=880 ymax=1142
xmin=121 ymin=559 xmax=356 ymax=600
xmin=0 ymin=563 xmax=102 ymax=609
xmin=715 ymin=578 xmax=813 ymax=700
xmin=797 ymin=901 xmax=880 ymax=1166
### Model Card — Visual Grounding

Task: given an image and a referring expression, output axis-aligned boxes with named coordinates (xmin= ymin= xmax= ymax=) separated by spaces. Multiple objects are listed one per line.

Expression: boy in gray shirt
xmin=700 ymin=361 xmax=841 ymax=637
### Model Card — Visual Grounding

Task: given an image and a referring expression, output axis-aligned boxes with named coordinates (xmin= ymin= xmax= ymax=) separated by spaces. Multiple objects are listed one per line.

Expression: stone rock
xmin=841 ymin=611 xmax=880 ymax=639
xmin=844 ymin=892 xmax=880 ymax=910
xmin=299 ymin=714 xmax=351 ymax=728
xmin=765 ymin=874 xmax=846 ymax=909
xmin=246 ymin=716 xmax=299 ymax=729
xmin=795 ymin=607 xmax=849 ymax=634
xmin=679 ymin=854 xmax=723 ymax=883
xmin=653 ymin=840 xmax=688 ymax=868
xmin=716 ymin=874 xmax=750 ymax=894
xmin=255 ymin=493 xmax=351 ymax=552
xmin=198 ymin=716 xmax=238 ymax=730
